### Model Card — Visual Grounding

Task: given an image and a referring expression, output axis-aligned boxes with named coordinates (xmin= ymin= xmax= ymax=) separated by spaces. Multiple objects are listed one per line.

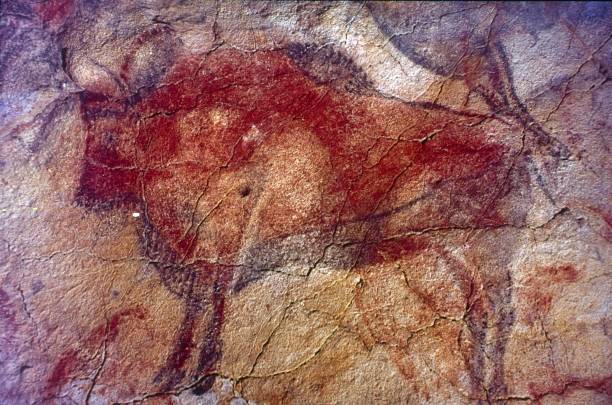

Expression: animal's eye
xmin=239 ymin=185 xmax=251 ymax=197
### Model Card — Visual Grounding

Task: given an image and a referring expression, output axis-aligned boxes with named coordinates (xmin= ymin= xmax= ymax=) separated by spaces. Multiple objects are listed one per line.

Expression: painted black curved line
xmin=365 ymin=2 xmax=474 ymax=77
xmin=364 ymin=5 xmax=526 ymax=399
xmin=366 ymin=3 xmax=571 ymax=161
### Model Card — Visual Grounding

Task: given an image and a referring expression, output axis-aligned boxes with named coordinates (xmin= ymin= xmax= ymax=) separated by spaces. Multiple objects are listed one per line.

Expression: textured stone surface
xmin=0 ymin=1 xmax=610 ymax=404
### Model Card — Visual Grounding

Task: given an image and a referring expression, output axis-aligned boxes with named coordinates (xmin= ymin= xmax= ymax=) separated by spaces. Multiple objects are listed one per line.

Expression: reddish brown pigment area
xmin=74 ymin=48 xmax=514 ymax=390
xmin=355 ymin=236 xmax=499 ymax=399
xmin=44 ymin=307 xmax=146 ymax=399
xmin=528 ymin=375 xmax=612 ymax=402
xmin=520 ymin=263 xmax=579 ymax=326
xmin=77 ymin=49 xmax=508 ymax=253
xmin=35 ymin=0 xmax=73 ymax=26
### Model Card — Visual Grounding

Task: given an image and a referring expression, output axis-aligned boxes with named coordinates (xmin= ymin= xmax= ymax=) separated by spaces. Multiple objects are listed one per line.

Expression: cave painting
xmin=0 ymin=1 xmax=607 ymax=403
xmin=69 ymin=40 xmax=547 ymax=399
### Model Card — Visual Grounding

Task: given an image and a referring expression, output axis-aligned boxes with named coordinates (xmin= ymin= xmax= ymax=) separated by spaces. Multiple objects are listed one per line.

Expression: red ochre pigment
xmin=71 ymin=48 xmax=514 ymax=392
xmin=44 ymin=307 xmax=146 ymax=399
xmin=77 ymin=49 xmax=508 ymax=257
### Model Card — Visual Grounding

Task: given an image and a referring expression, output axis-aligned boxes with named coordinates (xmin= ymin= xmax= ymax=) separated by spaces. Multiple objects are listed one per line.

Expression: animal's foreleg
xmin=196 ymin=269 xmax=231 ymax=376
xmin=154 ymin=283 xmax=201 ymax=389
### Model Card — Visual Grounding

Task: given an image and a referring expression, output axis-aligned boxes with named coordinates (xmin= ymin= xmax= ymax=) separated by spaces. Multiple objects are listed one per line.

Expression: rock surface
xmin=0 ymin=1 xmax=610 ymax=404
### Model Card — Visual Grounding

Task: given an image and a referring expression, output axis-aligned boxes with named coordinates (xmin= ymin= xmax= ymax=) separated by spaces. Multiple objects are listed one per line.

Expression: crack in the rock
xmin=236 ymin=281 xmax=358 ymax=382
xmin=85 ymin=337 xmax=108 ymax=405
xmin=241 ymin=296 xmax=293 ymax=379
xmin=112 ymin=371 xmax=230 ymax=404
